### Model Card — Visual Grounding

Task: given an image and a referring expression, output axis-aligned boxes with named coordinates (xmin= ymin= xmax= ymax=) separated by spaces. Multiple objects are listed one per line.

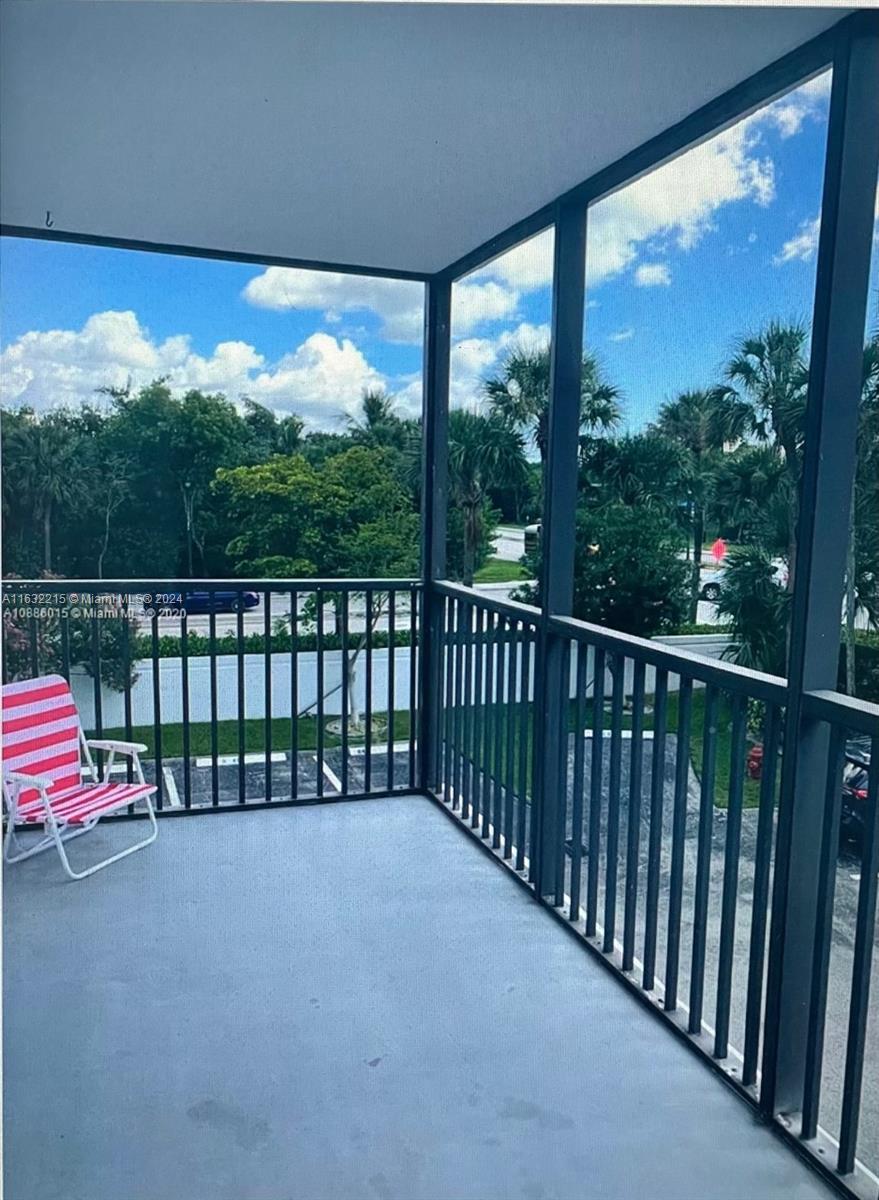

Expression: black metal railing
xmin=431 ymin=580 xmax=879 ymax=1199
xmin=2 ymin=578 xmax=422 ymax=811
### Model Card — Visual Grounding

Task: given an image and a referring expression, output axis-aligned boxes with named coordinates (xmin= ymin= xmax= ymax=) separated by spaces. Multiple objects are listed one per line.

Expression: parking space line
xmin=320 ymin=758 xmax=343 ymax=793
xmin=162 ymin=765 xmax=181 ymax=807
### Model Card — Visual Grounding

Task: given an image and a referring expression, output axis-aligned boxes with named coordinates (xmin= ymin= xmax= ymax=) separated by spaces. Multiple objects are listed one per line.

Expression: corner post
xmin=761 ymin=14 xmax=879 ymax=1118
xmin=532 ymin=200 xmax=588 ymax=898
xmin=419 ymin=275 xmax=452 ymax=793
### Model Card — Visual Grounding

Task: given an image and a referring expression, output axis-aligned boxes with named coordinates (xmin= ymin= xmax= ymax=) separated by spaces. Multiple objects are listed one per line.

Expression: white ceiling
xmin=0 ymin=2 xmax=849 ymax=276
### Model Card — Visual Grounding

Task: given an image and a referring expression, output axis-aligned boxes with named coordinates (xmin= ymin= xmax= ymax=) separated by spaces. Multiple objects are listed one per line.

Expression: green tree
xmin=725 ymin=321 xmax=809 ymax=588
xmin=716 ymin=547 xmax=790 ymax=675
xmin=214 ymin=445 xmax=419 ymax=578
xmin=654 ymin=389 xmax=748 ymax=620
xmin=2 ymin=409 xmax=90 ymax=571
xmin=483 ymin=343 xmax=621 ymax=469
xmin=570 ymin=504 xmax=689 ymax=637
xmin=447 ymin=409 xmax=528 ymax=586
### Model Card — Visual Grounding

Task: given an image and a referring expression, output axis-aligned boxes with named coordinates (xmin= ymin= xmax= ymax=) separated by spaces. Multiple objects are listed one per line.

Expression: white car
xmin=699 ymin=558 xmax=788 ymax=602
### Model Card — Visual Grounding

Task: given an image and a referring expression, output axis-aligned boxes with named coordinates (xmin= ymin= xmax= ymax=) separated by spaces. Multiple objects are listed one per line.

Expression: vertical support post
xmin=532 ymin=200 xmax=588 ymax=897
xmin=419 ymin=276 xmax=452 ymax=792
xmin=761 ymin=14 xmax=879 ymax=1119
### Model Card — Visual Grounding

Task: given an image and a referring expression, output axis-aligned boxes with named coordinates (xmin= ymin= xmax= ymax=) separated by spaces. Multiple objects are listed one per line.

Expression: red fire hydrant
xmin=747 ymin=743 xmax=764 ymax=781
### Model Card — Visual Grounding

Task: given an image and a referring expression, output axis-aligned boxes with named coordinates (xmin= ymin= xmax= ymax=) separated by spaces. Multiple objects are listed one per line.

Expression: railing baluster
xmin=453 ymin=597 xmax=466 ymax=814
xmin=29 ymin=614 xmax=39 ymax=677
xmin=409 ymin=585 xmax=417 ymax=789
xmin=60 ymin=607 xmax=71 ymax=684
xmin=364 ymin=588 xmax=373 ymax=793
xmin=151 ymin=609 xmax=163 ymax=809
xmin=237 ymin=596 xmax=246 ymax=804
xmin=837 ymin=737 xmax=879 ymax=1175
xmin=442 ymin=594 xmax=454 ymax=802
xmin=461 ymin=601 xmax=475 ymax=822
xmin=492 ymin=616 xmax=507 ymax=851
xmin=643 ymin=669 xmax=669 ymax=991
xmin=387 ymin=590 xmax=396 ymax=792
xmin=471 ymin=605 xmax=485 ymax=830
xmin=623 ymin=659 xmax=646 ymax=971
xmin=714 ymin=693 xmax=747 ymax=1058
xmin=742 ymin=702 xmax=781 ymax=1087
xmin=689 ymin=685 xmax=720 ymax=1033
xmin=180 ymin=606 xmax=190 ymax=806
xmin=664 ymin=675 xmax=692 ymax=1011
xmin=552 ymin=638 xmax=571 ymax=907
xmin=340 ymin=590 xmax=350 ymax=797
xmin=586 ymin=646 xmax=606 ymax=937
xmin=290 ymin=590 xmax=299 ymax=801
xmin=316 ymin=589 xmax=325 ymax=800
xmin=209 ymin=604 xmax=219 ymax=805
xmin=481 ymin=611 xmax=496 ymax=840
xmin=91 ymin=606 xmax=103 ymax=775
xmin=801 ymin=723 xmax=846 ymax=1137
xmin=264 ymin=589 xmax=272 ymax=804
xmin=120 ymin=600 xmax=133 ymax=790
xmin=516 ymin=626 xmax=532 ymax=871
xmin=503 ymin=616 xmax=518 ymax=860
xmin=569 ymin=642 xmax=588 ymax=921
xmin=603 ymin=653 xmax=625 ymax=952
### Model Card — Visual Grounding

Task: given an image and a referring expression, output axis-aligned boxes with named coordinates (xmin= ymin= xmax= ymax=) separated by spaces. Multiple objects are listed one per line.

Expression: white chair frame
xmin=3 ymin=731 xmax=157 ymax=881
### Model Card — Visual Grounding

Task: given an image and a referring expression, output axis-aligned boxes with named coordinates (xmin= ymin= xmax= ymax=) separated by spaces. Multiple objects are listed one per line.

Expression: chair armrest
xmin=86 ymin=739 xmax=148 ymax=756
xmin=5 ymin=769 xmax=53 ymax=790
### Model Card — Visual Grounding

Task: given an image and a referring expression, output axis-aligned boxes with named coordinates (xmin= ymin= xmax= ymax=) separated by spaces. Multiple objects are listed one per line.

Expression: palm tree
xmin=844 ymin=331 xmax=879 ymax=692
xmin=654 ymin=388 xmax=747 ymax=620
xmin=447 ymin=409 xmax=528 ymax=585
xmin=725 ymin=320 xmax=809 ymax=589
xmin=347 ymin=388 xmax=408 ymax=451
xmin=4 ymin=412 xmax=88 ymax=571
xmin=483 ymin=343 xmax=621 ymax=469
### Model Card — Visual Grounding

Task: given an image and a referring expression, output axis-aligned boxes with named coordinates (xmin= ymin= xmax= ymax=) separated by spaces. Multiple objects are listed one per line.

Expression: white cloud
xmin=609 ymin=327 xmax=635 ymax=343
xmin=761 ymin=70 xmax=832 ymax=139
xmin=0 ymin=310 xmax=387 ymax=428
xmin=774 ymin=216 xmax=821 ymax=265
xmin=451 ymin=279 xmax=519 ymax=334
xmin=472 ymin=78 xmax=831 ymax=300
xmin=242 ymin=268 xmax=425 ymax=342
xmin=634 ymin=263 xmax=671 ymax=287
xmin=448 ymin=321 xmax=550 ymax=408
xmin=243 ymin=265 xmax=516 ymax=341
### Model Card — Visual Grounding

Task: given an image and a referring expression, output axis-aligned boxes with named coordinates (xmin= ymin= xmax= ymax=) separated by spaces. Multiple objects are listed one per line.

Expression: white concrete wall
xmin=72 ymin=634 xmax=735 ymax=731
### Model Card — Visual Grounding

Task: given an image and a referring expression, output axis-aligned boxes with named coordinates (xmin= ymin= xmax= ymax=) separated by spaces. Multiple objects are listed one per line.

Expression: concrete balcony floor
xmin=3 ymin=795 xmax=834 ymax=1200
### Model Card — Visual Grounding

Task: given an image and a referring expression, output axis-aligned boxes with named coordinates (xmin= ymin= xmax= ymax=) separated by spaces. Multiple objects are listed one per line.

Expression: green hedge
xmin=133 ymin=627 xmax=416 ymax=660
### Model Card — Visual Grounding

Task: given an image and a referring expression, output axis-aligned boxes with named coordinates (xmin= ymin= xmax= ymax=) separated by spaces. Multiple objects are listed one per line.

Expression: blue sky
xmin=1 ymin=71 xmax=876 ymax=433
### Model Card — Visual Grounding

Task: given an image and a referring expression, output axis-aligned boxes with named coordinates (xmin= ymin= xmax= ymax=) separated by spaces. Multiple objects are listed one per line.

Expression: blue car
xmin=182 ymin=590 xmax=260 ymax=614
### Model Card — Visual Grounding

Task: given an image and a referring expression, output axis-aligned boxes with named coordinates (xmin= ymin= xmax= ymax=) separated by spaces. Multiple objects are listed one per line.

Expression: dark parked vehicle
xmin=841 ymin=735 xmax=872 ymax=852
xmin=182 ymin=590 xmax=260 ymax=615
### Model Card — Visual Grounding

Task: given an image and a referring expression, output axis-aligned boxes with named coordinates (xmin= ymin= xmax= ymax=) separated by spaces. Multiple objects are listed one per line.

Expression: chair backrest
xmin=2 ymin=675 xmax=84 ymax=812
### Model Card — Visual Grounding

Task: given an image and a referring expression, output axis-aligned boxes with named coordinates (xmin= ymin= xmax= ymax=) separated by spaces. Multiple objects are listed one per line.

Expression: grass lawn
xmin=93 ymin=711 xmax=413 ymax=759
xmin=94 ymin=688 xmax=767 ymax=811
xmin=474 ymin=557 xmax=531 ymax=584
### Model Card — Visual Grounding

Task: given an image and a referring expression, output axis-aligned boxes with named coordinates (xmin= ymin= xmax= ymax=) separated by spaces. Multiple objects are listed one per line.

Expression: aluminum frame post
xmin=761 ymin=12 xmax=879 ymax=1120
xmin=532 ymin=200 xmax=588 ymax=898
xmin=419 ymin=276 xmax=452 ymax=793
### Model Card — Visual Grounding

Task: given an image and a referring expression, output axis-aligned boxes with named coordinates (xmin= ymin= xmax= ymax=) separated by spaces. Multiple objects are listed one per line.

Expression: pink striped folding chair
xmin=2 ymin=674 xmax=157 ymax=880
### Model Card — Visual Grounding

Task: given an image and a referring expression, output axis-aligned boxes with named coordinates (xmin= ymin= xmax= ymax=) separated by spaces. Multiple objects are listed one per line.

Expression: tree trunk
xmin=97 ymin=499 xmax=112 ymax=579
xmin=42 ymin=499 xmax=52 ymax=571
xmin=690 ymin=505 xmax=704 ymax=624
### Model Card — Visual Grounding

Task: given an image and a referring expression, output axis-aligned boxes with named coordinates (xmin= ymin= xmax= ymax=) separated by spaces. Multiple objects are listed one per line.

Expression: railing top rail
xmin=2 ymin=578 xmax=421 ymax=594
xmin=803 ymin=688 xmax=879 ymax=738
xmin=548 ymin=612 xmax=789 ymax=704
xmin=433 ymin=580 xmax=541 ymax=626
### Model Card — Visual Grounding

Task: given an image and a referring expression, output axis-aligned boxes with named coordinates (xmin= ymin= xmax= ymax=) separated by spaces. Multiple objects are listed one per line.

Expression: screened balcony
xmin=2 ymin=5 xmax=879 ymax=1200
